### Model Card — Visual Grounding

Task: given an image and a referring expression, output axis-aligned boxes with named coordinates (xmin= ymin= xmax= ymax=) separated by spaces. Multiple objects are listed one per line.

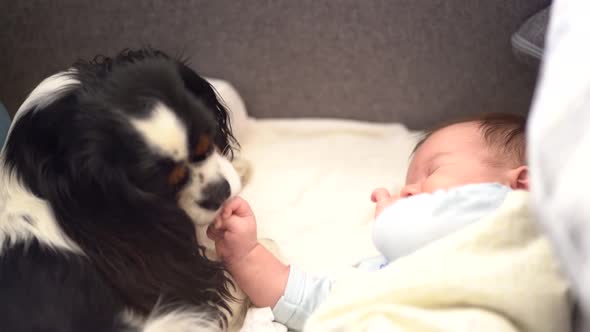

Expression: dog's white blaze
xmin=130 ymin=103 xmax=189 ymax=161
xmin=0 ymin=168 xmax=81 ymax=254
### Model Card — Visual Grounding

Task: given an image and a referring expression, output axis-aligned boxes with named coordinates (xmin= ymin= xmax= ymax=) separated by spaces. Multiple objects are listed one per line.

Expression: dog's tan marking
xmin=195 ymin=134 xmax=212 ymax=158
xmin=168 ymin=165 xmax=188 ymax=185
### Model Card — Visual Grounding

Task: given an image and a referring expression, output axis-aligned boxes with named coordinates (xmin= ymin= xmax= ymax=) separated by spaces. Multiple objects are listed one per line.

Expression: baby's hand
xmin=206 ymin=196 xmax=258 ymax=267
xmin=371 ymin=188 xmax=400 ymax=219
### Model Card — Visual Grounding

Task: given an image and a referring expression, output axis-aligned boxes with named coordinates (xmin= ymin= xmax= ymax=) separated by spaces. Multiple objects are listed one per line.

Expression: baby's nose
xmin=400 ymin=184 xmax=420 ymax=198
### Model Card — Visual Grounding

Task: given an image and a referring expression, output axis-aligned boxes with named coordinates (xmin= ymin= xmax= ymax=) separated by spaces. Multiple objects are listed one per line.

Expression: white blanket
xmin=303 ymin=191 xmax=571 ymax=332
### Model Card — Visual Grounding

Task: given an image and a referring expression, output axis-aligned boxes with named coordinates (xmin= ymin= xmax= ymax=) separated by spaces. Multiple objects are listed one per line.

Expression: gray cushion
xmin=1 ymin=1 xmax=547 ymax=129
xmin=512 ymin=7 xmax=550 ymax=65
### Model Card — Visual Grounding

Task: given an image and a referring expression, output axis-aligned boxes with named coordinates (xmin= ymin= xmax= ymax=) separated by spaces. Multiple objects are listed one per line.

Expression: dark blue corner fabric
xmin=0 ymin=101 xmax=11 ymax=147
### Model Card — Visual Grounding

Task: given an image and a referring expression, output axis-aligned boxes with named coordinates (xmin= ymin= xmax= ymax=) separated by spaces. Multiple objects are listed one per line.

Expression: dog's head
xmin=2 ymin=49 xmax=240 ymax=319
xmin=7 ymin=49 xmax=241 ymax=224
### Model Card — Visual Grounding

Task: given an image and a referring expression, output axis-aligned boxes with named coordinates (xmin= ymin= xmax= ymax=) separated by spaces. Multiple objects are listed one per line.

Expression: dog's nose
xmin=198 ymin=179 xmax=231 ymax=211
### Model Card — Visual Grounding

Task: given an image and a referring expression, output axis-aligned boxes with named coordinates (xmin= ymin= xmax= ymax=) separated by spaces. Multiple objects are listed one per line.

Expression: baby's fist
xmin=207 ymin=197 xmax=258 ymax=267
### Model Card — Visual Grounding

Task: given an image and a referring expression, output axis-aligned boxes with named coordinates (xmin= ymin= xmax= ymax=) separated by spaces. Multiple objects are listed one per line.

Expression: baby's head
xmin=401 ymin=112 xmax=527 ymax=197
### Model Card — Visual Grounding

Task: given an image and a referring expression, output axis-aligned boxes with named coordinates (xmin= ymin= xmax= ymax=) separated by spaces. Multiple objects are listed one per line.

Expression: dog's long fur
xmin=0 ymin=49 xmax=243 ymax=331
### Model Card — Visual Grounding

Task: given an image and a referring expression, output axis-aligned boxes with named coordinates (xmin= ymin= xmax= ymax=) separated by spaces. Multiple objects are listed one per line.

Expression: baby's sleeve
xmin=372 ymin=183 xmax=511 ymax=261
xmin=272 ymin=265 xmax=334 ymax=331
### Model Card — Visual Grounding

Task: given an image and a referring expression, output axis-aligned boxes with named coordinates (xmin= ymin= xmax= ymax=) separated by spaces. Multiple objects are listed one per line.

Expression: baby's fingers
xmin=221 ymin=196 xmax=253 ymax=219
xmin=206 ymin=223 xmax=224 ymax=241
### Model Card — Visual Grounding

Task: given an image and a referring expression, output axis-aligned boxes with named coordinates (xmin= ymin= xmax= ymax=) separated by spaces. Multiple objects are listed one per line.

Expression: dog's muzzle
xmin=197 ymin=179 xmax=231 ymax=211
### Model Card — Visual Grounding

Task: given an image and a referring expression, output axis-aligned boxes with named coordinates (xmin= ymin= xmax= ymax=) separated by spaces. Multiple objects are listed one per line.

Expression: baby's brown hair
xmin=414 ymin=112 xmax=527 ymax=165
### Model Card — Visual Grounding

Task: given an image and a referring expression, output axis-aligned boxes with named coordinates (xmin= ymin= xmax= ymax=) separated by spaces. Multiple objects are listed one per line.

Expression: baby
xmin=207 ymin=112 xmax=528 ymax=331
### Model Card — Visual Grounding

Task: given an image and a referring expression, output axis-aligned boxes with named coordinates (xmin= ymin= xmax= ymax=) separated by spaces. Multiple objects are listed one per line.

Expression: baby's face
xmin=402 ymin=122 xmax=511 ymax=197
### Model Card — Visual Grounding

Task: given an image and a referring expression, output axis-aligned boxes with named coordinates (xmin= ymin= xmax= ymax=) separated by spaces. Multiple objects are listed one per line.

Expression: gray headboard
xmin=1 ymin=0 xmax=549 ymax=129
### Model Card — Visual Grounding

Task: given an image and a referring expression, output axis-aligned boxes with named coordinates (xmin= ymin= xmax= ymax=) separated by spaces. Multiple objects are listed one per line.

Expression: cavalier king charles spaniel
xmin=0 ymin=49 xmax=247 ymax=332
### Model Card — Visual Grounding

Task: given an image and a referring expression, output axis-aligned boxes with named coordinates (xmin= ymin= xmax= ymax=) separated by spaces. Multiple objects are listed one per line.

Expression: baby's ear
xmin=509 ymin=165 xmax=529 ymax=190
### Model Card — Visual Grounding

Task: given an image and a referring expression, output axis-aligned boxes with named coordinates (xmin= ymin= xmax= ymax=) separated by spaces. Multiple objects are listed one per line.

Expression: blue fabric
xmin=0 ymin=101 xmax=10 ymax=148
xmin=272 ymin=266 xmax=333 ymax=331
xmin=373 ymin=183 xmax=511 ymax=262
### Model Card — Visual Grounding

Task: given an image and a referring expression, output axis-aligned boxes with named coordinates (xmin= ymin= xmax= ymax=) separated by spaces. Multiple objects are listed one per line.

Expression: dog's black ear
xmin=2 ymin=92 xmax=80 ymax=201
xmin=3 ymin=88 xmax=141 ymax=211
xmin=176 ymin=63 xmax=238 ymax=158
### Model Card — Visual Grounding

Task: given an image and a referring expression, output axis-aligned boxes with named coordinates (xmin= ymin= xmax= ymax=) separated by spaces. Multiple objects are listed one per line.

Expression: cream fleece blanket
xmin=304 ymin=191 xmax=571 ymax=332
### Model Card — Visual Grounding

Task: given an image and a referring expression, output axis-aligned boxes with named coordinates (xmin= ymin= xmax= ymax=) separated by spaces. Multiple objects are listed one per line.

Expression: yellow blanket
xmin=304 ymin=191 xmax=572 ymax=332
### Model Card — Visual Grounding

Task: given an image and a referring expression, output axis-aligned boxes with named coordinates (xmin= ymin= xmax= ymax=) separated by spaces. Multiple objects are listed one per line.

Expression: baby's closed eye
xmin=427 ymin=165 xmax=441 ymax=175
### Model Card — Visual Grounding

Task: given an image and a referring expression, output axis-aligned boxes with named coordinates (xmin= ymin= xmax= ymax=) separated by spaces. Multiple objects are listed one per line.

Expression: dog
xmin=0 ymin=49 xmax=247 ymax=332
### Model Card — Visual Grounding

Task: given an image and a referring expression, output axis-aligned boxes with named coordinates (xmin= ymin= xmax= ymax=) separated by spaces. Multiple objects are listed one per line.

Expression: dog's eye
xmin=192 ymin=134 xmax=212 ymax=162
xmin=168 ymin=164 xmax=188 ymax=185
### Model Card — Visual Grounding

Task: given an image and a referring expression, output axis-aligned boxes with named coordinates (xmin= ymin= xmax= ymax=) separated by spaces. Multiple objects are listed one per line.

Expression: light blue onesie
xmin=272 ymin=183 xmax=511 ymax=331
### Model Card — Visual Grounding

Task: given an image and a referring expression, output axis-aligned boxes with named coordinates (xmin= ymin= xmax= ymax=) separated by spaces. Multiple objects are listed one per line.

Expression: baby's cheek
xmin=421 ymin=177 xmax=442 ymax=193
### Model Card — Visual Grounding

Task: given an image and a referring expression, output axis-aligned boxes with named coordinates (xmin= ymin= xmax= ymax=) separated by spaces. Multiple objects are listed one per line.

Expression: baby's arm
xmin=208 ymin=197 xmax=334 ymax=331
xmin=227 ymin=244 xmax=289 ymax=308
xmin=207 ymin=197 xmax=289 ymax=308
